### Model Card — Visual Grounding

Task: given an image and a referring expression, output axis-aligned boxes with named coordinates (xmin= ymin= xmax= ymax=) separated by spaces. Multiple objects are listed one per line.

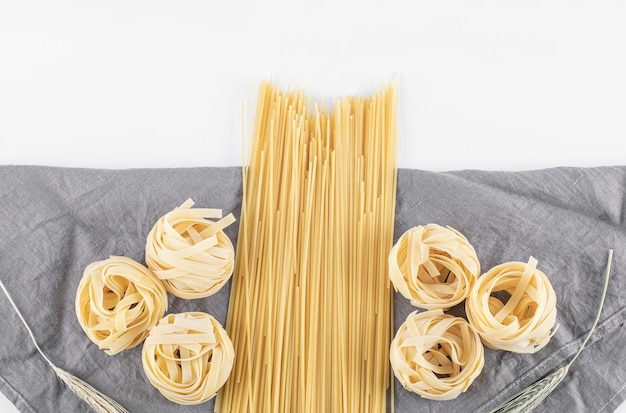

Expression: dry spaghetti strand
xmin=217 ymin=80 xmax=398 ymax=412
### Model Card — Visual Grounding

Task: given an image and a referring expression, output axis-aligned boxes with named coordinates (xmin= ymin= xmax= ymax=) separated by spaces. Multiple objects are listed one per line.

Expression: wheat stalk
xmin=490 ymin=249 xmax=614 ymax=413
xmin=0 ymin=279 xmax=130 ymax=413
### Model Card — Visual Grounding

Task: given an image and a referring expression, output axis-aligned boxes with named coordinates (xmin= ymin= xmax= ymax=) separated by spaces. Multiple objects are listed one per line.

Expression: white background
xmin=1 ymin=1 xmax=625 ymax=412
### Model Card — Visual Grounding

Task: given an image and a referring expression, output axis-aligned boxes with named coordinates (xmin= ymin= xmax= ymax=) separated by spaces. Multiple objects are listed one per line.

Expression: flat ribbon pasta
xmin=75 ymin=256 xmax=168 ymax=355
xmin=466 ymin=257 xmax=557 ymax=353
xmin=388 ymin=224 xmax=480 ymax=310
xmin=142 ymin=312 xmax=235 ymax=405
xmin=145 ymin=199 xmax=236 ymax=299
xmin=390 ymin=309 xmax=484 ymax=401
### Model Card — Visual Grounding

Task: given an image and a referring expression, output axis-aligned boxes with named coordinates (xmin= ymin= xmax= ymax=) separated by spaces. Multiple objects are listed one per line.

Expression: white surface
xmin=1 ymin=1 xmax=625 ymax=412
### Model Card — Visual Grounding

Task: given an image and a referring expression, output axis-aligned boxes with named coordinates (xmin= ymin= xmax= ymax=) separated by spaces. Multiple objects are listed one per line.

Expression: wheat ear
xmin=0 ymin=279 xmax=130 ymax=413
xmin=491 ymin=249 xmax=614 ymax=413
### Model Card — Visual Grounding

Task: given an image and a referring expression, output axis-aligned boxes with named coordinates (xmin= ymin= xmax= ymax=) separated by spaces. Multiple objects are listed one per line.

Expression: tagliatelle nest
xmin=142 ymin=312 xmax=235 ymax=405
xmin=145 ymin=199 xmax=236 ymax=299
xmin=390 ymin=309 xmax=485 ymax=401
xmin=466 ymin=257 xmax=558 ymax=354
xmin=388 ymin=224 xmax=480 ymax=310
xmin=75 ymin=256 xmax=168 ymax=355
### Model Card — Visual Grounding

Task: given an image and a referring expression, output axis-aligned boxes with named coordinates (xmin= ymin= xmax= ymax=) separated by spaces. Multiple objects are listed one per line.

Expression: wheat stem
xmin=490 ymin=249 xmax=614 ymax=413
xmin=0 ymin=278 xmax=130 ymax=413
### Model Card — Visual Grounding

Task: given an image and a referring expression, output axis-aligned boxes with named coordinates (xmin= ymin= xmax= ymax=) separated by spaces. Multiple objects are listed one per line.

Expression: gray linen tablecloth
xmin=0 ymin=165 xmax=624 ymax=412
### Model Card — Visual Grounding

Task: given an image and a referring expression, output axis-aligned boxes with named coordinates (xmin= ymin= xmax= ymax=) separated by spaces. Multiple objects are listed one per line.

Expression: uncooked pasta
xmin=388 ymin=224 xmax=480 ymax=310
xmin=75 ymin=256 xmax=168 ymax=355
xmin=145 ymin=199 xmax=235 ymax=299
xmin=390 ymin=309 xmax=484 ymax=401
xmin=142 ymin=312 xmax=234 ymax=405
xmin=217 ymin=80 xmax=398 ymax=412
xmin=466 ymin=257 xmax=557 ymax=353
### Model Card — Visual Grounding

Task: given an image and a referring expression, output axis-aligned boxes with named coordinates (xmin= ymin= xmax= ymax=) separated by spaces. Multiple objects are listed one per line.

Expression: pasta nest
xmin=75 ymin=256 xmax=168 ymax=355
xmin=145 ymin=199 xmax=236 ymax=299
xmin=390 ymin=309 xmax=484 ymax=401
xmin=388 ymin=224 xmax=480 ymax=310
xmin=466 ymin=257 xmax=557 ymax=353
xmin=142 ymin=312 xmax=235 ymax=405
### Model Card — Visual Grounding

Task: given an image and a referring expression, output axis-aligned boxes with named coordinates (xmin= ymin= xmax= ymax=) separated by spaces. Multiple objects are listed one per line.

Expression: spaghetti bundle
xmin=217 ymin=80 xmax=398 ymax=412
xmin=142 ymin=312 xmax=234 ymax=405
xmin=75 ymin=256 xmax=168 ymax=355
xmin=145 ymin=199 xmax=236 ymax=299
xmin=388 ymin=224 xmax=480 ymax=310
xmin=466 ymin=257 xmax=557 ymax=353
xmin=390 ymin=309 xmax=484 ymax=401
